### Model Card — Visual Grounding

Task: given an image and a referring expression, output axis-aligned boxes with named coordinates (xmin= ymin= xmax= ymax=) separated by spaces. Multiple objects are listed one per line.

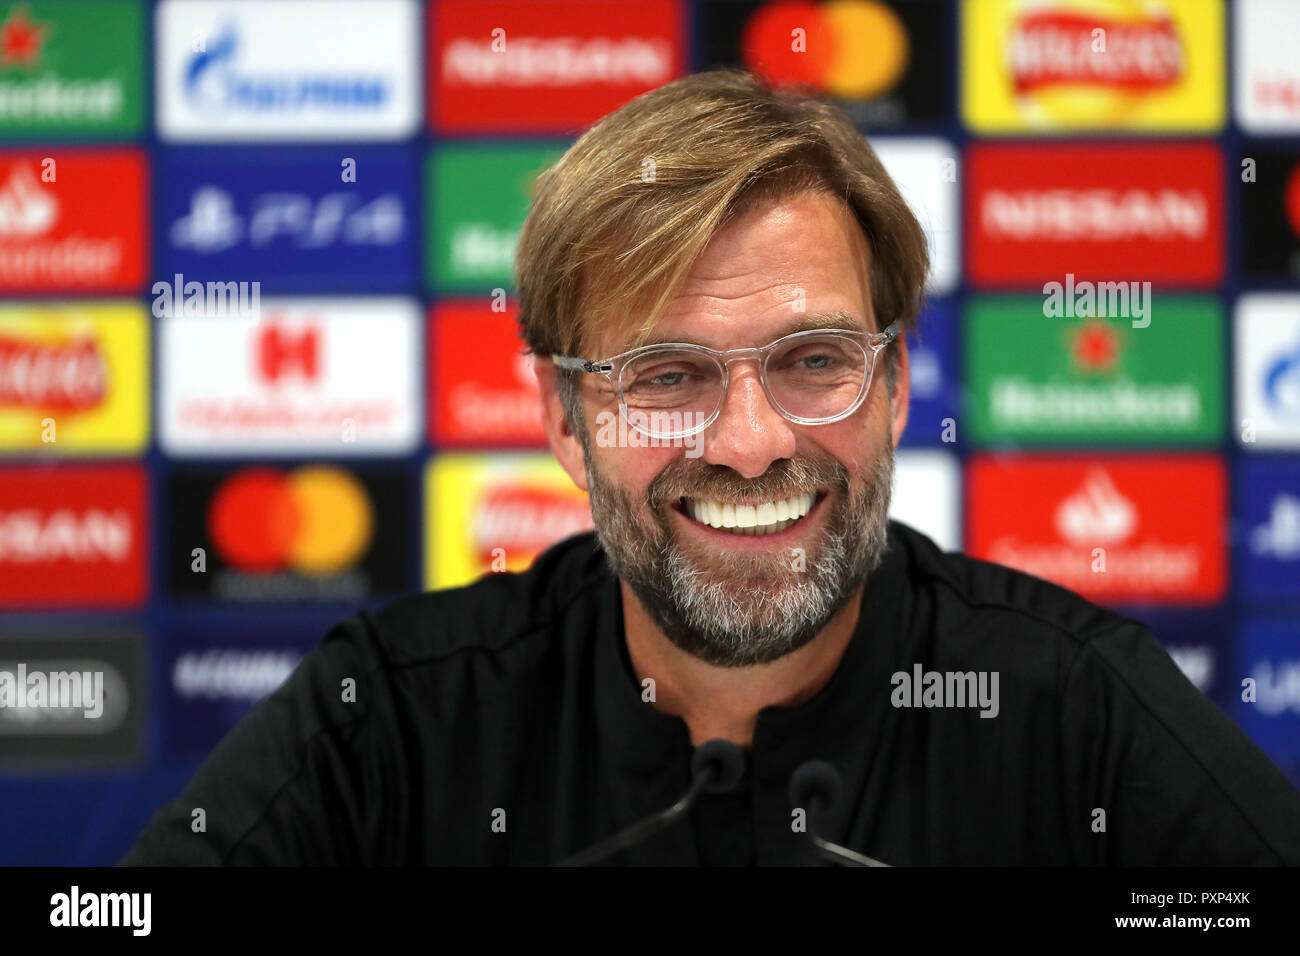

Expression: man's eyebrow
xmin=615 ymin=310 xmax=869 ymax=352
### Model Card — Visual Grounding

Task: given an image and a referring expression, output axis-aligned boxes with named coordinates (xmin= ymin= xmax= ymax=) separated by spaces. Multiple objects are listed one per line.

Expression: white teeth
xmin=682 ymin=492 xmax=817 ymax=535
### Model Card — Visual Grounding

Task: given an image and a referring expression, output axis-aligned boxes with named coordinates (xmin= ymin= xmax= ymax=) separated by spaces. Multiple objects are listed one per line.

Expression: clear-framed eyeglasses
xmin=552 ymin=320 xmax=901 ymax=440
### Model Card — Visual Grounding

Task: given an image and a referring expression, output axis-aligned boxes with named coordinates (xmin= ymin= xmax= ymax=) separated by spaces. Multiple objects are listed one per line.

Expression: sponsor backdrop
xmin=0 ymin=0 xmax=1295 ymax=864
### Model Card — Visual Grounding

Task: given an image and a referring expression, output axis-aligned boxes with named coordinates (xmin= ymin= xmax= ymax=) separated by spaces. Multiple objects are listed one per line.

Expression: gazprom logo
xmin=1263 ymin=337 xmax=1300 ymax=420
xmin=183 ymin=24 xmax=389 ymax=114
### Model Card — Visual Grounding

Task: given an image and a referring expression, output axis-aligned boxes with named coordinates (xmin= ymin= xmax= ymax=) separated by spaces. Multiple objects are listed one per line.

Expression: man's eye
xmin=649 ymin=372 xmax=686 ymax=387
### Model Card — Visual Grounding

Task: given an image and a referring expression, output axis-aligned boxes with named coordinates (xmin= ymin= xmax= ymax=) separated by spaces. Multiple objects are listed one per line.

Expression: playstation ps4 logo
xmin=183 ymin=24 xmax=389 ymax=114
xmin=170 ymin=186 xmax=404 ymax=253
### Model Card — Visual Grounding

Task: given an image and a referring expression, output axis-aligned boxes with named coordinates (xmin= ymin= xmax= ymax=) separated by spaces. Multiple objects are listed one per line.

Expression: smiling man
xmin=543 ymin=185 xmax=904 ymax=737
xmin=122 ymin=69 xmax=1300 ymax=867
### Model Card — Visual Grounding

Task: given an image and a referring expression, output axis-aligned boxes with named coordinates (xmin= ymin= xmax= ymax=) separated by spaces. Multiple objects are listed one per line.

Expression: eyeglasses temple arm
xmin=551 ymin=354 xmax=612 ymax=373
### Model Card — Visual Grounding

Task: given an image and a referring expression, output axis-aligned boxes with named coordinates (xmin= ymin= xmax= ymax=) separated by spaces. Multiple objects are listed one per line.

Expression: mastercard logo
xmin=1287 ymin=162 xmax=1300 ymax=240
xmin=741 ymin=0 xmax=909 ymax=99
xmin=207 ymin=466 xmax=374 ymax=575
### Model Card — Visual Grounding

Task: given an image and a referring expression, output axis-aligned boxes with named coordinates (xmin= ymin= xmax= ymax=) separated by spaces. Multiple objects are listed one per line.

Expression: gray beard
xmin=584 ymin=441 xmax=895 ymax=667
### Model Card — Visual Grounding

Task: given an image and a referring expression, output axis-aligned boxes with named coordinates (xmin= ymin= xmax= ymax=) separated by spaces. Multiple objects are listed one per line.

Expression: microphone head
xmin=788 ymin=760 xmax=843 ymax=813
xmin=691 ymin=739 xmax=746 ymax=794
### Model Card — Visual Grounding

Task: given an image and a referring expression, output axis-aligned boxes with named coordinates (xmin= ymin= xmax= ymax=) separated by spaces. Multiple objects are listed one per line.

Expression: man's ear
xmin=888 ymin=334 xmax=910 ymax=450
xmin=533 ymin=356 xmax=590 ymax=493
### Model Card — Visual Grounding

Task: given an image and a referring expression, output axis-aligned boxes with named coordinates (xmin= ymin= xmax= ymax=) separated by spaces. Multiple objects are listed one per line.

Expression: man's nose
xmin=697 ymin=363 xmax=797 ymax=478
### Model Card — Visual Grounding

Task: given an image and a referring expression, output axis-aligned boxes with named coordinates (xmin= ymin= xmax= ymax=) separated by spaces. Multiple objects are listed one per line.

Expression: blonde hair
xmin=514 ymin=67 xmax=929 ymax=423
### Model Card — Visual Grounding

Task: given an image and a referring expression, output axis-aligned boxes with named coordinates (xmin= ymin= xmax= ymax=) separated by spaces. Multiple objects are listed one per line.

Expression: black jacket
xmin=120 ymin=521 xmax=1300 ymax=865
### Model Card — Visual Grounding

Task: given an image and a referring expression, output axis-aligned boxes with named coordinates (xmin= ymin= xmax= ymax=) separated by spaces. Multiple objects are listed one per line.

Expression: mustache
xmin=646 ymin=455 xmax=851 ymax=511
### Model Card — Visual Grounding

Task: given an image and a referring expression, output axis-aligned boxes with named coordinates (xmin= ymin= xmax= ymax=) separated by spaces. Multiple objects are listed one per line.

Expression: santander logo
xmin=969 ymin=456 xmax=1225 ymax=604
xmin=0 ymin=164 xmax=56 ymax=238
xmin=1054 ymin=469 xmax=1137 ymax=545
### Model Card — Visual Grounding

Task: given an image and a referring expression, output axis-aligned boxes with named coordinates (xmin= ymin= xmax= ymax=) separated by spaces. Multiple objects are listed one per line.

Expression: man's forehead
xmin=590 ymin=308 xmax=875 ymax=357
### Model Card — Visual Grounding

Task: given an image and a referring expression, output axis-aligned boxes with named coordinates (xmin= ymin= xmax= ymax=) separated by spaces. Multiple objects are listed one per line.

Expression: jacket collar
xmin=591 ymin=522 xmax=913 ymax=864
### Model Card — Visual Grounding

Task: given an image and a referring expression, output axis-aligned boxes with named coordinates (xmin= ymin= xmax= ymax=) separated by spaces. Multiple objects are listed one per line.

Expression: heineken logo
xmin=0 ymin=2 xmax=142 ymax=135
xmin=0 ymin=6 xmax=46 ymax=67
xmin=1070 ymin=320 xmax=1120 ymax=374
xmin=967 ymin=297 xmax=1223 ymax=445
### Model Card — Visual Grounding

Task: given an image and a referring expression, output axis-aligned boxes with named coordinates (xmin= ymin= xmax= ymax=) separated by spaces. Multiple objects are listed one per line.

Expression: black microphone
xmin=788 ymin=760 xmax=891 ymax=867
xmin=555 ymin=739 xmax=745 ymax=866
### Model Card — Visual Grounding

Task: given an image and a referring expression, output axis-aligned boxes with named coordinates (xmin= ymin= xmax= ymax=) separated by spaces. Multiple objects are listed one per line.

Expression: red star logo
xmin=1071 ymin=321 xmax=1120 ymax=373
xmin=1 ymin=7 xmax=49 ymax=68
